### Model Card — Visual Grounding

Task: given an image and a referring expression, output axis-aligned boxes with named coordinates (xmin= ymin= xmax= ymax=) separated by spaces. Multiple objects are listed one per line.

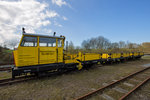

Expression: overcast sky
xmin=0 ymin=0 xmax=150 ymax=47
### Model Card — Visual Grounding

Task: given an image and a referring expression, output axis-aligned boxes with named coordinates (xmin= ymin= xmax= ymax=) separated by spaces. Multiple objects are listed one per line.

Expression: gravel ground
xmin=0 ymin=57 xmax=150 ymax=100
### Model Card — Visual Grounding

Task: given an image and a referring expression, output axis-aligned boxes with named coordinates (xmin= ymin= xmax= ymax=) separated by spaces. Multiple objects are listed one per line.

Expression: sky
xmin=0 ymin=0 xmax=150 ymax=47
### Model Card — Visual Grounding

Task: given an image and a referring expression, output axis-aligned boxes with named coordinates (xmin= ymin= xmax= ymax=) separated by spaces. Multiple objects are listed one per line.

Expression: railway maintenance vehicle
xmin=12 ymin=28 xmax=144 ymax=78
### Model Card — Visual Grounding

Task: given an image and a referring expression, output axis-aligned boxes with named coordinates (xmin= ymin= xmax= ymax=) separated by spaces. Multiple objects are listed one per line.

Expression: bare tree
xmin=81 ymin=36 xmax=110 ymax=50
xmin=82 ymin=40 xmax=90 ymax=49
xmin=111 ymin=42 xmax=119 ymax=49
xmin=68 ymin=41 xmax=75 ymax=53
xmin=118 ymin=41 xmax=126 ymax=48
xmin=81 ymin=36 xmax=142 ymax=53
xmin=89 ymin=38 xmax=97 ymax=49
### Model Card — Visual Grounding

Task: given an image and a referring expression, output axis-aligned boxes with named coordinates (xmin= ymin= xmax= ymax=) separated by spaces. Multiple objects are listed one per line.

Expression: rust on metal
xmin=0 ymin=67 xmax=11 ymax=71
xmin=0 ymin=63 xmax=14 ymax=66
xmin=75 ymin=67 xmax=150 ymax=100
xmin=0 ymin=75 xmax=35 ymax=86
xmin=119 ymin=76 xmax=150 ymax=100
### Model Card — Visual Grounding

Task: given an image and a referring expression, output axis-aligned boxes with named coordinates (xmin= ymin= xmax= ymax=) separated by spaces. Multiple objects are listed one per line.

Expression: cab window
xmin=39 ymin=37 xmax=56 ymax=47
xmin=21 ymin=36 xmax=37 ymax=47
xmin=58 ymin=39 xmax=62 ymax=47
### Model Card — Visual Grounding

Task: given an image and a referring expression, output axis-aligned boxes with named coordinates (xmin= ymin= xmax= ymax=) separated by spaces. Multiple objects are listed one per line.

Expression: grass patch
xmin=142 ymin=55 xmax=150 ymax=59
xmin=0 ymin=72 xmax=11 ymax=80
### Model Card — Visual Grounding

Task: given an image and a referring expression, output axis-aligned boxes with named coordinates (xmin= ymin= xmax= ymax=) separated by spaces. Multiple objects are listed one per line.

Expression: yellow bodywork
xmin=14 ymin=47 xmax=38 ymax=66
xmin=102 ymin=53 xmax=121 ymax=59
xmin=64 ymin=52 xmax=101 ymax=70
xmin=14 ymin=34 xmax=64 ymax=67
xmin=102 ymin=53 xmax=110 ymax=59
xmin=134 ymin=52 xmax=138 ymax=56
xmin=130 ymin=52 xmax=133 ymax=56
xmin=64 ymin=53 xmax=101 ymax=63
xmin=140 ymin=52 xmax=144 ymax=56
xmin=111 ymin=53 xmax=121 ymax=59
xmin=64 ymin=54 xmax=79 ymax=64
xmin=82 ymin=53 xmax=101 ymax=61
xmin=13 ymin=33 xmax=144 ymax=71
xmin=123 ymin=53 xmax=130 ymax=58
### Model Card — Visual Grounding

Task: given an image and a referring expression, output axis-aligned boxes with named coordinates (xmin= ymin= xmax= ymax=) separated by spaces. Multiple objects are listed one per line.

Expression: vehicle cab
xmin=13 ymin=32 xmax=65 ymax=67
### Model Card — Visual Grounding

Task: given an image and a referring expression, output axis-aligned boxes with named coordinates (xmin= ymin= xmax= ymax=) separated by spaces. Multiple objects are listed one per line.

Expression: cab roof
xmin=23 ymin=33 xmax=65 ymax=39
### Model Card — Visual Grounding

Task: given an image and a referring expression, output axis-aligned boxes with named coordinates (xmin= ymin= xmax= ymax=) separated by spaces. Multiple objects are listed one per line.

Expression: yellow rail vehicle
xmin=12 ymin=33 xmax=102 ymax=78
xmin=12 ymin=31 xmax=144 ymax=78
xmin=14 ymin=34 xmax=65 ymax=66
xmin=13 ymin=33 xmax=71 ymax=77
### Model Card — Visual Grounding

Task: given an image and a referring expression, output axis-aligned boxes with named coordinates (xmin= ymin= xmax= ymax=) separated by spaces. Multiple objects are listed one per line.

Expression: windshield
xmin=20 ymin=36 xmax=37 ymax=47
xmin=39 ymin=37 xmax=56 ymax=47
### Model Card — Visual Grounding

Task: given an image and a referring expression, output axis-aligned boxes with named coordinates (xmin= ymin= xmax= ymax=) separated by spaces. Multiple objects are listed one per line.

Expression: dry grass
xmin=142 ymin=55 xmax=150 ymax=59
xmin=0 ymin=72 xmax=11 ymax=80
xmin=0 ymin=57 xmax=150 ymax=100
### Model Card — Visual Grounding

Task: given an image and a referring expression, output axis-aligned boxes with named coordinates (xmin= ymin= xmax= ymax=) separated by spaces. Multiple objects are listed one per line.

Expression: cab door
xmin=57 ymin=39 xmax=64 ymax=63
xmin=39 ymin=37 xmax=57 ymax=64
xmin=17 ymin=36 xmax=38 ymax=66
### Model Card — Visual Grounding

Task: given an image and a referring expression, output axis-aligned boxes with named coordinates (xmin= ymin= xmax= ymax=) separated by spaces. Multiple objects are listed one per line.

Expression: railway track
xmin=0 ymin=75 xmax=36 ymax=86
xmin=0 ymin=63 xmax=14 ymax=71
xmin=0 ymin=63 xmax=14 ymax=66
xmin=0 ymin=67 xmax=11 ymax=71
xmin=0 ymin=69 xmax=71 ymax=86
xmin=75 ymin=67 xmax=150 ymax=100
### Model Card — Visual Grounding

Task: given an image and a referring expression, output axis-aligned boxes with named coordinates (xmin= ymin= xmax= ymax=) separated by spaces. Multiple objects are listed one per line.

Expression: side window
xmin=21 ymin=36 xmax=37 ymax=47
xmin=58 ymin=39 xmax=62 ymax=47
xmin=39 ymin=37 xmax=56 ymax=47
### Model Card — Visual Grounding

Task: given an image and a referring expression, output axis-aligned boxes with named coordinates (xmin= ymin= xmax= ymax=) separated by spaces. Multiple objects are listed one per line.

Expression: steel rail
xmin=0 ymin=75 xmax=35 ymax=86
xmin=0 ymin=69 xmax=69 ymax=86
xmin=0 ymin=67 xmax=11 ymax=71
xmin=119 ymin=76 xmax=150 ymax=100
xmin=75 ymin=67 xmax=150 ymax=100
xmin=0 ymin=63 xmax=14 ymax=66
xmin=0 ymin=78 xmax=13 ymax=83
xmin=0 ymin=77 xmax=35 ymax=86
